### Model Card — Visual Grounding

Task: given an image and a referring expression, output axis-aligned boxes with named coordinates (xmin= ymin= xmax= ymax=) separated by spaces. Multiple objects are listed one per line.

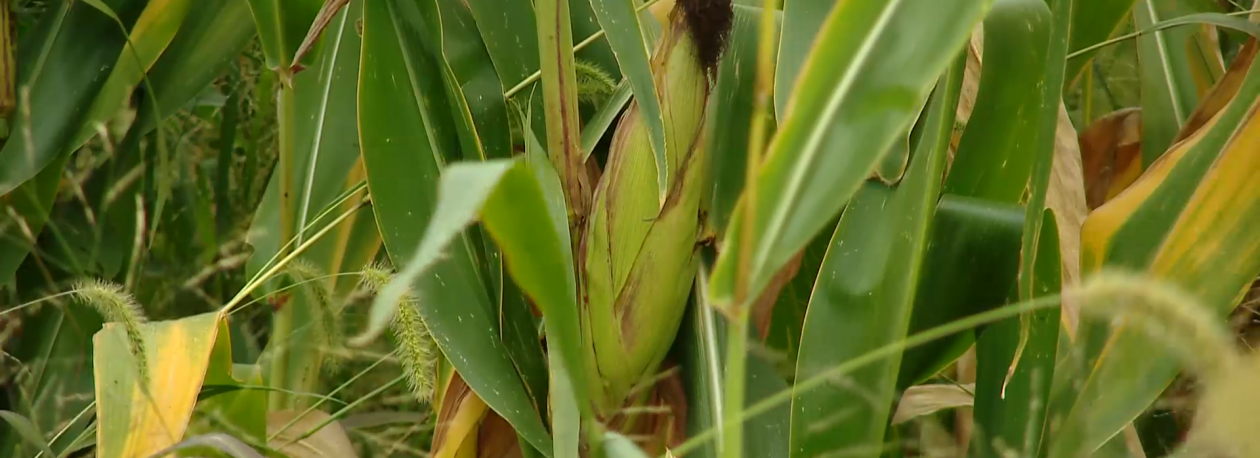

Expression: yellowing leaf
xmin=93 ymin=311 xmax=231 ymax=458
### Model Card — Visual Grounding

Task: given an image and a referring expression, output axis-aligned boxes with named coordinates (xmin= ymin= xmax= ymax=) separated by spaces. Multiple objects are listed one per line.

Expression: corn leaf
xmin=361 ymin=159 xmax=591 ymax=455
xmin=971 ymin=211 xmax=1061 ymax=457
xmin=706 ymin=5 xmax=782 ymax=237
xmin=677 ymin=278 xmax=792 ymax=458
xmin=0 ymin=0 xmax=131 ymax=195
xmin=435 ymin=0 xmax=513 ymax=161
xmin=788 ymin=54 xmax=963 ymax=458
xmin=581 ymin=80 xmax=633 ymax=156
xmin=708 ymin=0 xmax=993 ymax=310
xmin=773 ymin=0 xmax=838 ymax=120
xmin=406 ymin=2 xmax=549 ymax=420
xmin=247 ymin=0 xmax=368 ymax=408
xmin=944 ymin=0 xmax=1051 ymax=203
xmin=93 ymin=312 xmax=233 ymax=458
xmin=66 ymin=0 xmax=195 ymax=153
xmin=358 ymin=1 xmax=554 ymax=454
xmin=1134 ymin=0 xmax=1206 ymax=165
xmin=589 ymin=0 xmax=671 ymax=202
xmin=1047 ymin=42 xmax=1260 ymax=457
xmin=897 ymin=197 xmax=1025 ymax=389
xmin=242 ymin=0 xmax=321 ymax=71
xmin=126 ymin=0 xmax=257 ymax=137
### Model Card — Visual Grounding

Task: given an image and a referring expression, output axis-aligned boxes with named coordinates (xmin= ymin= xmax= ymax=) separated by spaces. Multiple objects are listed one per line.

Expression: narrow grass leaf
xmin=0 ymin=410 xmax=56 ymax=458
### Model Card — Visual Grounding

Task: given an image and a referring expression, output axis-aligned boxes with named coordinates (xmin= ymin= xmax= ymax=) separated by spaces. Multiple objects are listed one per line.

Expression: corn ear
xmin=581 ymin=5 xmax=714 ymax=414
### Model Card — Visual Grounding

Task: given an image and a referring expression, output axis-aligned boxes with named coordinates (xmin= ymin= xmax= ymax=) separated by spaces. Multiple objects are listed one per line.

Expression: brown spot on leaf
xmin=1079 ymin=107 xmax=1141 ymax=210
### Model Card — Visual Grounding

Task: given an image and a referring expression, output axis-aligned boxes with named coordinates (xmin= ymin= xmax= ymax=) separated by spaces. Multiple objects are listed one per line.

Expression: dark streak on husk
xmin=679 ymin=0 xmax=734 ymax=76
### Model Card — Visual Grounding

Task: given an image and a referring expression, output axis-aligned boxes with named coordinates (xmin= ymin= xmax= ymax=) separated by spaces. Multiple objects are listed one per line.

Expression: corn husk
xmin=581 ymin=6 xmax=712 ymax=415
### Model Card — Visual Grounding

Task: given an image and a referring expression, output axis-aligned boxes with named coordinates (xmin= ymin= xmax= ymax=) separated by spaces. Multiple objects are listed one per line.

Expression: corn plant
xmin=6 ymin=0 xmax=1260 ymax=457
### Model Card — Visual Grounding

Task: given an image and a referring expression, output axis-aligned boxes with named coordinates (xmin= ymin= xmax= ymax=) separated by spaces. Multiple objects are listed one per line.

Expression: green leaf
xmin=435 ymin=0 xmax=513 ymax=160
xmin=0 ymin=410 xmax=56 ymax=458
xmin=589 ymin=0 xmax=670 ymax=201
xmin=358 ymin=1 xmax=553 ymax=454
xmin=0 ymin=0 xmax=127 ymax=196
xmin=944 ymin=0 xmax=1051 ymax=203
xmin=67 ymin=0 xmax=196 ymax=153
xmin=127 ymin=0 xmax=258 ymax=136
xmin=0 ymin=153 xmax=70 ymax=285
xmin=1133 ymin=0 xmax=1217 ymax=166
xmin=677 ymin=279 xmax=792 ymax=458
xmin=550 ymin=349 xmax=581 ymax=458
xmin=580 ymin=79 xmax=632 ymax=158
xmin=462 ymin=0 xmax=538 ymax=90
xmin=241 ymin=0 xmax=321 ymax=72
xmin=709 ymin=0 xmax=993 ymax=310
xmin=896 ymin=197 xmax=1025 ymax=389
xmin=789 ymin=55 xmax=963 ymax=457
xmin=773 ymin=0 xmax=838 ymax=121
xmin=971 ymin=211 xmax=1061 ymax=457
xmin=247 ymin=0 xmax=366 ymax=408
xmin=360 ymin=159 xmax=590 ymax=455
xmin=1065 ymin=0 xmax=1137 ymax=88
xmin=706 ymin=5 xmax=782 ymax=236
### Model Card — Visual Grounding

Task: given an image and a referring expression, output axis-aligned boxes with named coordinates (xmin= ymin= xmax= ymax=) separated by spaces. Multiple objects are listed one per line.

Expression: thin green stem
xmin=282 ymin=374 xmax=408 ymax=447
xmin=1066 ymin=9 xmax=1260 ymax=61
xmin=268 ymin=349 xmax=398 ymax=441
xmin=0 ymin=290 xmax=77 ymax=317
xmin=32 ymin=400 xmax=95 ymax=458
xmin=219 ymin=199 xmax=368 ymax=315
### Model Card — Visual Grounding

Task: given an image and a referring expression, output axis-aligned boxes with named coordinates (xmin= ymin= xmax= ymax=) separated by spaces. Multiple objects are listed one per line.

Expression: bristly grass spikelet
xmin=576 ymin=60 xmax=617 ymax=107
xmin=71 ymin=278 xmax=149 ymax=379
xmin=1076 ymin=269 xmax=1239 ymax=377
xmin=284 ymin=259 xmax=343 ymax=372
xmin=359 ymin=262 xmax=437 ymax=403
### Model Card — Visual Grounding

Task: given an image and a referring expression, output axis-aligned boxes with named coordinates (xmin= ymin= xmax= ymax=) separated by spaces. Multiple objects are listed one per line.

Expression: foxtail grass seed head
xmin=284 ymin=259 xmax=344 ymax=372
xmin=72 ymin=278 xmax=149 ymax=380
xmin=580 ymin=0 xmax=732 ymax=414
xmin=1076 ymin=269 xmax=1239 ymax=377
xmin=576 ymin=60 xmax=617 ymax=107
xmin=359 ymin=262 xmax=438 ymax=403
